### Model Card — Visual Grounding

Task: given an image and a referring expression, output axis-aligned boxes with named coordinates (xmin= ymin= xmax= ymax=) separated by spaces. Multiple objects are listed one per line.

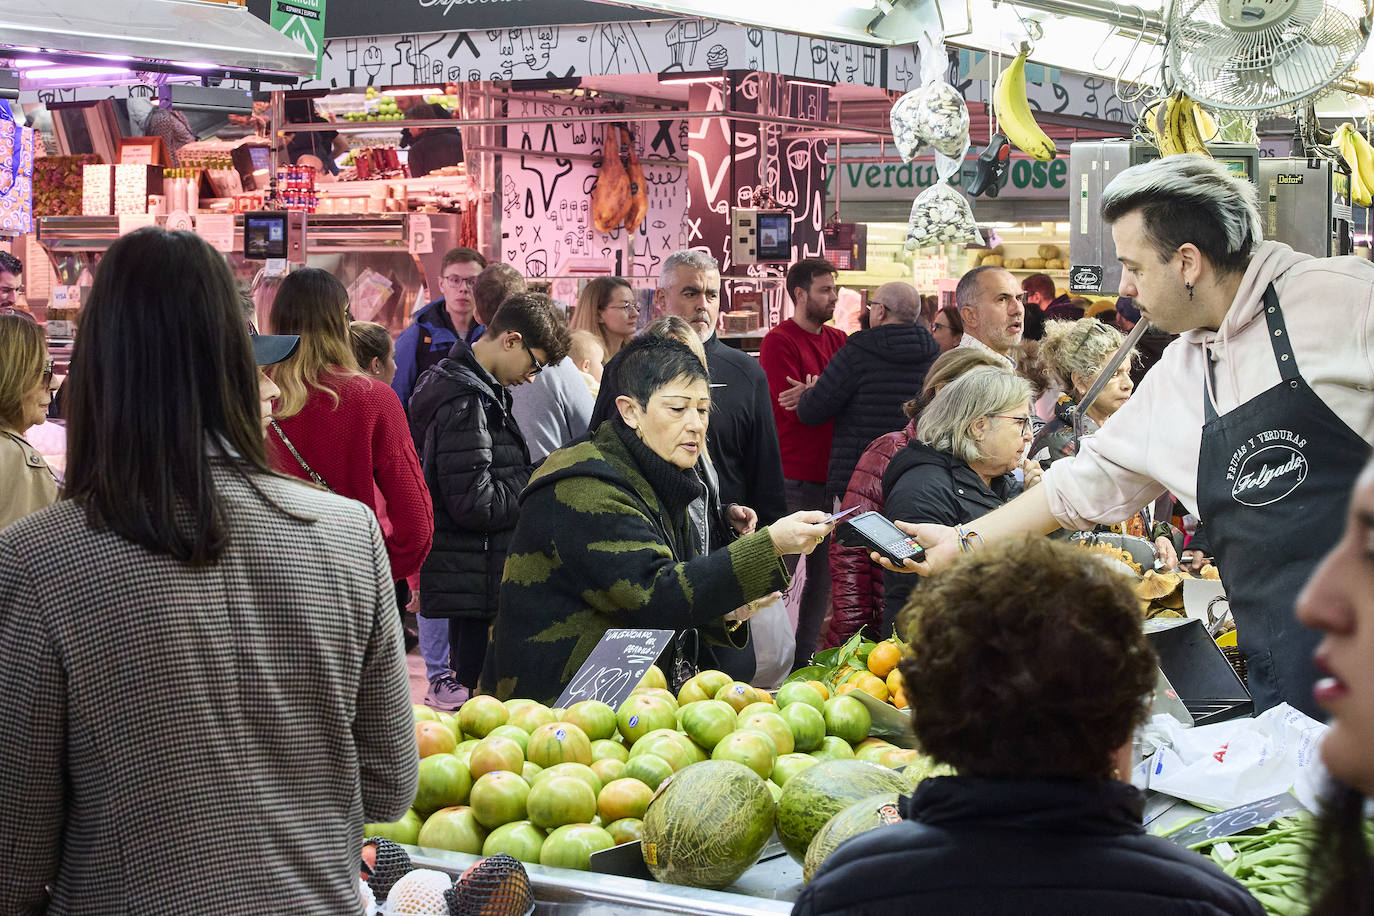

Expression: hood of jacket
xmin=1182 ymin=240 xmax=1309 ymax=349
xmin=845 ymin=322 xmax=940 ymax=365
xmin=882 ymin=439 xmax=966 ymax=493
xmin=408 ymin=341 xmax=508 ymax=438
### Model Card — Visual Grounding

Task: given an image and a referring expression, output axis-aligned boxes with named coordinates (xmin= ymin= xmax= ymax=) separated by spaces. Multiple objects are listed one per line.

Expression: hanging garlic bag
xmin=905 ymin=183 xmax=984 ymax=250
xmin=888 ymin=31 xmax=970 ymax=175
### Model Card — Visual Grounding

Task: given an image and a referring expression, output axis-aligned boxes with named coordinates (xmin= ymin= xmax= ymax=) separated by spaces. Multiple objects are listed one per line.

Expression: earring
xmin=1186 ymin=282 xmax=1194 ymax=301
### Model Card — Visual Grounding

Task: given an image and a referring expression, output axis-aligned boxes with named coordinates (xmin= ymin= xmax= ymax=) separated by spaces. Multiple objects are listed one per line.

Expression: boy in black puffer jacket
xmin=409 ymin=293 xmax=571 ymax=700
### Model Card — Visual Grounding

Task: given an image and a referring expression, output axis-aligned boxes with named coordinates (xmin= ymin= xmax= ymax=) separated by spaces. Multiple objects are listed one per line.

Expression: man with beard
xmin=655 ymin=250 xmax=787 ymax=530
xmin=955 ymin=266 xmax=1026 ymax=368
xmin=760 ymin=258 xmax=847 ymax=667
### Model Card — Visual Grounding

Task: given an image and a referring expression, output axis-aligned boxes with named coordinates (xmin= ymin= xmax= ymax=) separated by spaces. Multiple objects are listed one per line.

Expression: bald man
xmin=794 ymin=281 xmax=940 ymax=506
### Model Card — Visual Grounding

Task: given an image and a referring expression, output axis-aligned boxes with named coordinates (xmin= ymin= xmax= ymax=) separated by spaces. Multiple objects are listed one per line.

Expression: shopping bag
xmin=0 ymin=101 xmax=36 ymax=236
xmin=746 ymin=594 xmax=795 ymax=690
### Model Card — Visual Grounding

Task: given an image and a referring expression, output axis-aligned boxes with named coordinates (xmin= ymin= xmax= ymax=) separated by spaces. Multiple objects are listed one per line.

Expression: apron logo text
xmin=1230 ymin=439 xmax=1309 ymax=507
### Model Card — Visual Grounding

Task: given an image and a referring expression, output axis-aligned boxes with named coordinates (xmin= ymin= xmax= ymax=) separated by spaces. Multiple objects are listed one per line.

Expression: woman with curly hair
xmin=795 ymin=537 xmax=1263 ymax=916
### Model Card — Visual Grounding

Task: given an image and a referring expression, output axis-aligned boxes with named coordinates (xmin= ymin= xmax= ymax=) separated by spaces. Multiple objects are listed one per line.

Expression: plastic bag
xmin=744 ymin=593 xmax=794 ymax=690
xmin=1134 ymin=703 xmax=1327 ymax=811
xmin=904 ymin=183 xmax=984 ymax=250
xmin=888 ymin=29 xmax=969 ymax=179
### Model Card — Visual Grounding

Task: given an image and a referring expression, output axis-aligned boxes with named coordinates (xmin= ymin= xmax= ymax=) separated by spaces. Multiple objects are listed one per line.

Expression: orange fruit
xmin=867 ymin=642 xmax=901 ymax=678
xmin=837 ymin=683 xmax=858 ymax=695
xmin=890 ymin=688 xmax=908 ymax=709
xmin=854 ymin=673 xmax=889 ymax=703
xmin=806 ymin=680 xmax=831 ymax=701
xmin=885 ymin=667 xmax=904 ymax=695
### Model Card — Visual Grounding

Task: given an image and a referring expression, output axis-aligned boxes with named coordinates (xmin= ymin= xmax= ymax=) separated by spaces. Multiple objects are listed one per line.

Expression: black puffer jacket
xmin=879 ymin=440 xmax=1021 ymax=634
xmin=409 ymin=342 xmax=531 ymax=620
xmin=796 ymin=322 xmax=939 ymax=503
xmin=794 ymin=776 xmax=1265 ymax=916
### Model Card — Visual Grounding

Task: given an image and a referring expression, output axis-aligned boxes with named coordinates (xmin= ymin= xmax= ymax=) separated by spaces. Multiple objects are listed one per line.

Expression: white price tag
xmin=265 ymin=258 xmax=288 ymax=278
xmin=408 ymin=214 xmax=433 ymax=255
xmin=117 ymin=212 xmax=156 ymax=236
xmin=195 ymin=213 xmax=236 ymax=253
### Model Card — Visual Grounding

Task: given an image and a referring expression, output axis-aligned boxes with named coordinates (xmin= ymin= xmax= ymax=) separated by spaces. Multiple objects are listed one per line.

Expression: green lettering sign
xmin=271 ymin=0 xmax=327 ymax=79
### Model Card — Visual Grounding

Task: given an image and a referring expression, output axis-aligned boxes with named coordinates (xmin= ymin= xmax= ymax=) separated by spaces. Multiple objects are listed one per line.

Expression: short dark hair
xmin=897 ymin=537 xmax=1157 ymax=780
xmin=0 ymin=251 xmax=21 ymax=276
xmin=954 ymin=265 xmax=1006 ymax=312
xmin=615 ymin=335 xmax=709 ymax=408
xmin=785 ymin=258 xmax=836 ymax=304
xmin=441 ymin=247 xmax=487 ymax=272
xmin=64 ymin=228 xmax=273 ymax=565
xmin=473 ymin=263 xmax=527 ymax=326
xmin=938 ymin=303 xmax=963 ymax=335
xmin=1021 ymin=272 xmax=1055 ymax=303
xmin=487 ymin=292 xmax=571 ymax=365
xmin=404 ymin=102 xmax=449 ymax=122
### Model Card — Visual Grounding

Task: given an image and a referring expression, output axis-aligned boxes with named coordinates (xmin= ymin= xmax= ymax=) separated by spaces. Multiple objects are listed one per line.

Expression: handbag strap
xmin=269 ymin=418 xmax=333 ymax=492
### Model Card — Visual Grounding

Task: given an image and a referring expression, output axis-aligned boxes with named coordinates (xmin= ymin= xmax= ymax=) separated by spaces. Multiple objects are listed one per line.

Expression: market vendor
xmin=885 ymin=154 xmax=1374 ymax=719
xmin=486 ymin=336 xmax=832 ymax=704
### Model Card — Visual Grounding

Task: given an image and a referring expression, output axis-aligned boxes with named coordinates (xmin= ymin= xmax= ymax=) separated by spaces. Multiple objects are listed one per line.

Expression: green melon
xmin=775 ymin=759 xmax=912 ymax=861
xmin=640 ymin=759 xmax=776 ymax=889
xmin=802 ymin=792 xmax=903 ymax=882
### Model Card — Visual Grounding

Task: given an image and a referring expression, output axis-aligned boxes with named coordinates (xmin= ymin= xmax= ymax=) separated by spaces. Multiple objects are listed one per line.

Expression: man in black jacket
xmin=655 ymin=250 xmax=788 ymax=527
xmin=409 ymin=294 xmax=571 ymax=701
xmin=794 ymin=281 xmax=939 ymax=507
xmin=403 ymin=103 xmax=465 ymax=178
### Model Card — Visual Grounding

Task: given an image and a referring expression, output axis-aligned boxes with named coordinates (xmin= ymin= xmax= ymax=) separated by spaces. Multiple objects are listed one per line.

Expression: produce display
xmin=372 ymin=663 xmax=951 ymax=897
xmin=1164 ymin=814 xmax=1358 ymax=916
xmin=788 ymin=631 xmax=913 ymax=713
xmin=33 ymin=154 xmax=103 ymax=216
xmin=802 ymin=792 xmax=903 ymax=882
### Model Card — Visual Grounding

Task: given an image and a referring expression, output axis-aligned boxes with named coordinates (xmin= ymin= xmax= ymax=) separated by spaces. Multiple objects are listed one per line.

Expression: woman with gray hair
xmin=878 ymin=366 xmax=1039 ymax=634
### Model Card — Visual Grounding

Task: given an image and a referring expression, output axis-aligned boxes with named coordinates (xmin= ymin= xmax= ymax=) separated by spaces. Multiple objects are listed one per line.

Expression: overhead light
xmin=786 ymin=76 xmax=836 ymax=88
xmin=383 ymin=87 xmax=441 ymax=97
xmin=659 ymin=70 xmax=727 ymax=85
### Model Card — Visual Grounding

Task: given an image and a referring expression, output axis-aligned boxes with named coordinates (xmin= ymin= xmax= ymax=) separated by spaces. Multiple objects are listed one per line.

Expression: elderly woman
xmin=825 ymin=349 xmax=1006 ymax=647
xmin=0 ymin=315 xmax=59 ymax=529
xmin=795 ymin=538 xmax=1264 ymax=916
xmin=1032 ymin=317 xmax=1179 ymax=568
xmin=568 ymin=276 xmax=639 ymax=364
xmin=488 ymin=335 xmax=831 ymax=703
xmin=1299 ymin=456 xmax=1374 ymax=914
xmin=879 ymin=366 xmax=1038 ymax=634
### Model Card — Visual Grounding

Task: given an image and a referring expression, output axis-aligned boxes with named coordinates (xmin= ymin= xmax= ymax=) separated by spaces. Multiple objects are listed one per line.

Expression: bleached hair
xmin=917 ymin=367 xmax=1033 ymax=467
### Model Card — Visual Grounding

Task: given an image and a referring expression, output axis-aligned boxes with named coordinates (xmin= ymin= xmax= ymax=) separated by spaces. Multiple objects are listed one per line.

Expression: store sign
xmin=827 ymin=155 xmax=1068 ymax=201
xmin=271 ymin=0 xmax=328 ymax=79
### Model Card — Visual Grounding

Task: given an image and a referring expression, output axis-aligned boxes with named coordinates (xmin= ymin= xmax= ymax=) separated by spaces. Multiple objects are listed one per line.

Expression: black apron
xmin=1196 ymin=284 xmax=1371 ymax=718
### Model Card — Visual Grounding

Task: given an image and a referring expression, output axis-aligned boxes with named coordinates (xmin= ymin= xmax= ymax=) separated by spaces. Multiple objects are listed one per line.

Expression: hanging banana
xmin=1149 ymin=92 xmax=1212 ymax=158
xmin=993 ymin=51 xmax=1057 ymax=161
xmin=1335 ymin=124 xmax=1373 ymax=207
xmin=1344 ymin=122 xmax=1374 ymax=198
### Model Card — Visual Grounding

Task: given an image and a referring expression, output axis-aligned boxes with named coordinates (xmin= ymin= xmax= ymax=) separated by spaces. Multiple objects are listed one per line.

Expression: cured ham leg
xmin=592 ymin=123 xmax=633 ymax=232
xmin=623 ymin=126 xmax=649 ymax=233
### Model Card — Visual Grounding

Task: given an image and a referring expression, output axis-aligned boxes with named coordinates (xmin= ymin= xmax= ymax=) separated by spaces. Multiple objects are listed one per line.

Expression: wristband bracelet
xmin=954 ymin=525 xmax=984 ymax=553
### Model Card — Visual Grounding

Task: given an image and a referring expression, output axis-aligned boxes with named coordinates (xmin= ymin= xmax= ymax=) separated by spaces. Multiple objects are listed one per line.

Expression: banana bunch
xmin=1335 ymin=122 xmax=1374 ymax=207
xmin=993 ymin=50 xmax=1056 ymax=161
xmin=1147 ymin=92 xmax=1212 ymax=158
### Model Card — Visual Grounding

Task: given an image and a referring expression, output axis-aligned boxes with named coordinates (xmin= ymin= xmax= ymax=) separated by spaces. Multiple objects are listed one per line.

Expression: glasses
xmin=932 ymin=321 xmax=952 ymax=332
xmin=41 ymin=358 xmax=54 ymax=386
xmin=989 ymin=414 xmax=1032 ymax=436
xmin=523 ymin=345 xmax=546 ymax=378
xmin=606 ymin=302 xmax=641 ymax=315
xmin=441 ymin=275 xmax=476 ymax=290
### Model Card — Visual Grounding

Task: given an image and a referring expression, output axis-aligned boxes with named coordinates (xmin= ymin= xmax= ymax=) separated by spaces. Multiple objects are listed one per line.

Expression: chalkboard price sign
xmin=554 ymin=629 xmax=674 ymax=710
xmin=1165 ymin=793 xmax=1307 ymax=847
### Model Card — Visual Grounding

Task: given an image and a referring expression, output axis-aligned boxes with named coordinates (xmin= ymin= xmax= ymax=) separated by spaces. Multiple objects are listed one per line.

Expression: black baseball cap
xmin=251 ymin=332 xmax=299 ymax=366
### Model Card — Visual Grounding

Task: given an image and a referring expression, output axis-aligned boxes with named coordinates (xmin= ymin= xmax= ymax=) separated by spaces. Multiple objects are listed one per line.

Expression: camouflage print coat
xmin=486 ymin=419 xmax=789 ymax=704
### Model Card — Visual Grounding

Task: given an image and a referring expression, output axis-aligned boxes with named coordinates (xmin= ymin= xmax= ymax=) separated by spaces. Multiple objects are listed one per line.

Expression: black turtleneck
xmin=613 ymin=417 xmax=705 ymax=560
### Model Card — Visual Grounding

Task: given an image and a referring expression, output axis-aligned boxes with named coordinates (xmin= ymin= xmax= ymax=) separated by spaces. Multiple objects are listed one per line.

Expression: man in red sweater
xmin=759 ymin=258 xmax=846 ymax=668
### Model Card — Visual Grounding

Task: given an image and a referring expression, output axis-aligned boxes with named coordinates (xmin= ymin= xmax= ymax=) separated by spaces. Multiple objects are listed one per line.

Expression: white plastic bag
xmin=1138 ymin=703 xmax=1327 ymax=810
xmin=746 ymin=594 xmax=795 ymax=690
xmin=888 ymin=28 xmax=969 ymax=179
xmin=904 ymin=184 xmax=984 ymax=250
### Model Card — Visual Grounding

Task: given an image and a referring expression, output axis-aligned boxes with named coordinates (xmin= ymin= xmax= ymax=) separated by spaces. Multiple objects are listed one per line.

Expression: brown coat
xmin=0 ymin=428 xmax=58 ymax=531
xmin=0 ymin=461 xmax=417 ymax=914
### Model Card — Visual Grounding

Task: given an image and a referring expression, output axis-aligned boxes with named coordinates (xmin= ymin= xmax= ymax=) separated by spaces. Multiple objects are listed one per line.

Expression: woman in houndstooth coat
xmin=0 ymin=229 xmax=418 ymax=915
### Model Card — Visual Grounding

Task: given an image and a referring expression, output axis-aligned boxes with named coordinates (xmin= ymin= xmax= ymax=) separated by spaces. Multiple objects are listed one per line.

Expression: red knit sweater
xmin=267 ymin=371 xmax=433 ymax=580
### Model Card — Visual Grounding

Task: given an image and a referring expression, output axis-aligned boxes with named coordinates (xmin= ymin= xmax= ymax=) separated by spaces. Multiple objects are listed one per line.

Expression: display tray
xmin=405 ymin=842 xmax=798 ymax=915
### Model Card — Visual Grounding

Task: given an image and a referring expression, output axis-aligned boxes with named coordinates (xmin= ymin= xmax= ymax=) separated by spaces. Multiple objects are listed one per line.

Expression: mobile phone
xmin=821 ymin=505 xmax=860 ymax=526
xmin=836 ymin=511 xmax=927 ymax=564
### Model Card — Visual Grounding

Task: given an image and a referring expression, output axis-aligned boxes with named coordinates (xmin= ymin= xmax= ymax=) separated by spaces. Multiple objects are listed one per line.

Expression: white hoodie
xmin=1043 ymin=241 xmax=1374 ymax=528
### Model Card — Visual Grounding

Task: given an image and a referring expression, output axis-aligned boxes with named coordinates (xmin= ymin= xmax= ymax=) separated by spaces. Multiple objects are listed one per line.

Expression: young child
xmin=568 ymin=329 xmax=606 ymax=396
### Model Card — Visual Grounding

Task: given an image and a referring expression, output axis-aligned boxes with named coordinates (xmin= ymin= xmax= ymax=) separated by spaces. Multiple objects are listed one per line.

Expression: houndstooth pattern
xmin=0 ymin=463 xmax=418 ymax=915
